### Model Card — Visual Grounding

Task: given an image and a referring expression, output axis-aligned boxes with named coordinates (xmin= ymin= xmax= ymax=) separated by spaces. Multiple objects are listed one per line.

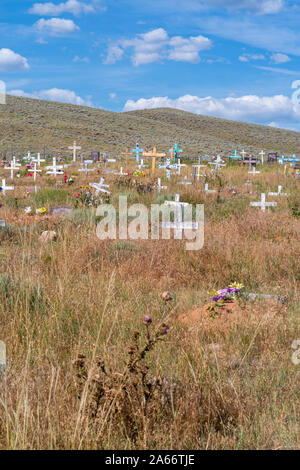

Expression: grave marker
xmin=89 ymin=177 xmax=111 ymax=195
xmin=0 ymin=341 xmax=6 ymax=376
xmin=131 ymin=143 xmax=144 ymax=163
xmin=68 ymin=141 xmax=82 ymax=162
xmin=160 ymin=194 xmax=198 ymax=239
xmin=250 ymin=193 xmax=277 ymax=212
xmin=143 ymin=147 xmax=166 ymax=174
xmin=169 ymin=143 xmax=182 ymax=163
xmin=268 ymin=185 xmax=288 ymax=197
xmin=0 ymin=179 xmax=14 ymax=195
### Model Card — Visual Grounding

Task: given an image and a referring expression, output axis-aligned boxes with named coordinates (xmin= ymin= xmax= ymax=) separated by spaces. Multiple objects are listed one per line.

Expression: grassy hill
xmin=0 ymin=94 xmax=299 ymax=158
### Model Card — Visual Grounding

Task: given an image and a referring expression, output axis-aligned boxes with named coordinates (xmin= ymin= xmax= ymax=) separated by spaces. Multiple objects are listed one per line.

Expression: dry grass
xmin=0 ymin=161 xmax=299 ymax=450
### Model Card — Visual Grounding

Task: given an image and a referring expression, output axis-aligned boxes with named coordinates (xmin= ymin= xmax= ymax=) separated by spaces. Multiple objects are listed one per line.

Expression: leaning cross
xmin=250 ymin=193 xmax=277 ymax=212
xmin=268 ymin=185 xmax=288 ymax=197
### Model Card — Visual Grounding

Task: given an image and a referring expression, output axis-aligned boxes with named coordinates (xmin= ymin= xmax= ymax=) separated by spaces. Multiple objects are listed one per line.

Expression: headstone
xmin=50 ymin=206 xmax=73 ymax=216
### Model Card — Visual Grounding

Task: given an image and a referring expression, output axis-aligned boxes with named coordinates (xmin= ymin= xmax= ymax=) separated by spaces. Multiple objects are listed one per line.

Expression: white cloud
xmin=239 ymin=53 xmax=265 ymax=62
xmin=270 ymin=53 xmax=291 ymax=64
xmin=29 ymin=0 xmax=95 ymax=16
xmin=34 ymin=18 xmax=80 ymax=35
xmin=168 ymin=35 xmax=212 ymax=63
xmin=124 ymin=93 xmax=300 ymax=125
xmin=73 ymin=55 xmax=89 ymax=62
xmin=9 ymin=88 xmax=92 ymax=106
xmin=188 ymin=0 xmax=284 ymax=14
xmin=104 ymin=28 xmax=212 ymax=66
xmin=0 ymin=48 xmax=30 ymax=72
xmin=103 ymin=45 xmax=124 ymax=65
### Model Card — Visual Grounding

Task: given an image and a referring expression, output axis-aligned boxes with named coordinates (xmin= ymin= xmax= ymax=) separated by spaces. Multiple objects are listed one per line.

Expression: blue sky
xmin=1 ymin=0 xmax=300 ymax=130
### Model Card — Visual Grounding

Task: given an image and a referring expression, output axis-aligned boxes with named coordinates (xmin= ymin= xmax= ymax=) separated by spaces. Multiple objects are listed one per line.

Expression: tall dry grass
xmin=0 ymin=163 xmax=299 ymax=449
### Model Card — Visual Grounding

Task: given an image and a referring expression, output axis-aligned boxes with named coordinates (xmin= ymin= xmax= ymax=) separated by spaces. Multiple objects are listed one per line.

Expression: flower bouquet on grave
xmin=36 ymin=207 xmax=47 ymax=215
xmin=67 ymin=177 xmax=75 ymax=185
xmin=207 ymin=282 xmax=244 ymax=317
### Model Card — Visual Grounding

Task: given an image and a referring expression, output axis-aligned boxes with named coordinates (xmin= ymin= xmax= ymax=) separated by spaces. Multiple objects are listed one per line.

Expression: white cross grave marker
xmin=1 ymin=179 xmax=14 ymax=195
xmin=268 ymin=185 xmax=288 ymax=197
xmin=248 ymin=167 xmax=260 ymax=175
xmin=250 ymin=193 xmax=277 ymax=212
xmin=160 ymin=194 xmax=198 ymax=239
xmin=78 ymin=162 xmax=96 ymax=177
xmin=68 ymin=141 xmax=82 ymax=163
xmin=46 ymin=158 xmax=64 ymax=176
xmin=192 ymin=164 xmax=207 ymax=182
xmin=204 ymin=183 xmax=217 ymax=194
xmin=31 ymin=163 xmax=42 ymax=182
xmin=33 ymin=153 xmax=45 ymax=166
xmin=0 ymin=341 xmax=6 ymax=376
xmin=157 ymin=178 xmax=167 ymax=192
xmin=4 ymin=161 xmax=19 ymax=180
xmin=241 ymin=150 xmax=246 ymax=160
xmin=89 ymin=177 xmax=111 ymax=195
xmin=259 ymin=150 xmax=265 ymax=165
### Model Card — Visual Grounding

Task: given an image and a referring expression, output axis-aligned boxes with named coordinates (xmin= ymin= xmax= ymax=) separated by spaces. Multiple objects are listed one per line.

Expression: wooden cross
xmin=259 ymin=150 xmax=265 ymax=165
xmin=4 ymin=160 xmax=19 ymax=180
xmin=157 ymin=178 xmax=167 ymax=192
xmin=121 ymin=148 xmax=132 ymax=164
xmin=79 ymin=162 xmax=96 ymax=177
xmin=248 ymin=167 xmax=260 ymax=175
xmin=204 ymin=183 xmax=217 ymax=194
xmin=46 ymin=158 xmax=64 ymax=176
xmin=169 ymin=143 xmax=182 ymax=163
xmin=229 ymin=149 xmax=241 ymax=160
xmin=33 ymin=153 xmax=45 ymax=166
xmin=192 ymin=164 xmax=207 ymax=182
xmin=179 ymin=176 xmax=192 ymax=186
xmin=89 ymin=177 xmax=111 ymax=195
xmin=250 ymin=193 xmax=277 ymax=212
xmin=68 ymin=141 xmax=82 ymax=162
xmin=208 ymin=156 xmax=226 ymax=174
xmin=161 ymin=194 xmax=198 ymax=239
xmin=0 ymin=179 xmax=14 ymax=195
xmin=241 ymin=150 xmax=247 ymax=160
xmin=268 ymin=185 xmax=288 ymax=197
xmin=131 ymin=143 xmax=144 ymax=163
xmin=31 ymin=163 xmax=42 ymax=182
xmin=143 ymin=147 xmax=166 ymax=174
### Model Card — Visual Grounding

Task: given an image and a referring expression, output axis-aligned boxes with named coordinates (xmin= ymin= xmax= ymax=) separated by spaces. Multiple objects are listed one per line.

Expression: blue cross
xmin=131 ymin=143 xmax=144 ymax=163
xmin=280 ymin=154 xmax=300 ymax=164
xmin=169 ymin=143 xmax=182 ymax=163
xmin=229 ymin=149 xmax=242 ymax=160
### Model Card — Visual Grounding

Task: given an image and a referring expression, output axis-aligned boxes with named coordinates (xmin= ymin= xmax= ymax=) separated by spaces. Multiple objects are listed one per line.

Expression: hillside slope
xmin=0 ymin=95 xmax=299 ymax=158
